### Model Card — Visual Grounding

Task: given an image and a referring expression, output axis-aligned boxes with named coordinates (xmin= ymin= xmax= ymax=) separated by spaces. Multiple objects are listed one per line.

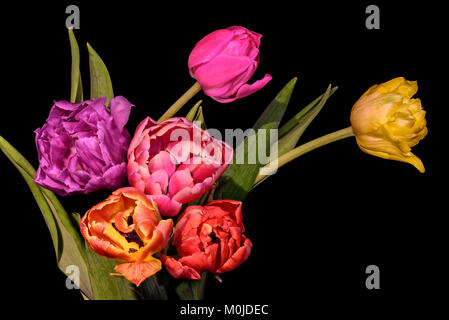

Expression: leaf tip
xmin=289 ymin=77 xmax=298 ymax=87
xmin=86 ymin=42 xmax=94 ymax=54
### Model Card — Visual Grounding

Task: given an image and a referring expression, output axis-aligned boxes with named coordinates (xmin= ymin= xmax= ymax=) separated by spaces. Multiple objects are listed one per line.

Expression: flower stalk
xmin=158 ymin=82 xmax=202 ymax=121
xmin=255 ymin=126 xmax=355 ymax=184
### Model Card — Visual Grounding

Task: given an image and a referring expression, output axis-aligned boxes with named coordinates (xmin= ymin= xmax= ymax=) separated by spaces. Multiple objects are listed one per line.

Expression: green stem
xmin=158 ymin=82 xmax=202 ymax=122
xmin=196 ymin=272 xmax=208 ymax=300
xmin=255 ymin=126 xmax=355 ymax=184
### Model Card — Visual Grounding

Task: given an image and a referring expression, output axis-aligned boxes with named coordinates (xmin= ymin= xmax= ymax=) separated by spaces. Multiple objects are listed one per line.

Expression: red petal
xmin=217 ymin=238 xmax=252 ymax=273
xmin=161 ymin=255 xmax=202 ymax=280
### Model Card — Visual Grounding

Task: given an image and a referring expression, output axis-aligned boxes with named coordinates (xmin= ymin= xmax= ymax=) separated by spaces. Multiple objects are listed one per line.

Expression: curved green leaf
xmin=85 ymin=246 xmax=138 ymax=300
xmin=277 ymin=84 xmax=336 ymax=156
xmin=68 ymin=28 xmax=83 ymax=103
xmin=216 ymin=77 xmax=297 ymax=201
xmin=278 ymin=85 xmax=338 ymax=138
xmin=87 ymin=43 xmax=114 ymax=105
xmin=185 ymin=100 xmax=202 ymax=121
xmin=0 ymin=136 xmax=92 ymax=298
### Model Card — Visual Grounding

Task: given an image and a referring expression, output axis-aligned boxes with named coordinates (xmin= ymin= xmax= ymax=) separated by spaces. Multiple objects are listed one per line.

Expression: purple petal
xmin=109 ymin=96 xmax=134 ymax=131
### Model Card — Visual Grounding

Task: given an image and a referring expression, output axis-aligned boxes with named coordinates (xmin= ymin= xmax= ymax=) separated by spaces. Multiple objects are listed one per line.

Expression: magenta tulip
xmin=127 ymin=117 xmax=233 ymax=217
xmin=188 ymin=26 xmax=272 ymax=103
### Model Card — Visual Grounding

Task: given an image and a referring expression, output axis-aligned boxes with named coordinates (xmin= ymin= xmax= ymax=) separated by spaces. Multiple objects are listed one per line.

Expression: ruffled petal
xmin=217 ymin=238 xmax=252 ymax=273
xmin=114 ymin=259 xmax=162 ymax=286
xmin=161 ymin=255 xmax=202 ymax=280
xmin=109 ymin=96 xmax=134 ymax=131
xmin=216 ymin=74 xmax=272 ymax=103
xmin=149 ymin=195 xmax=182 ymax=217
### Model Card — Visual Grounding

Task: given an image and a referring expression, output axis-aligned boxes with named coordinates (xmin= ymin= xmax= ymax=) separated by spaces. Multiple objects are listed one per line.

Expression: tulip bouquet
xmin=0 ymin=26 xmax=427 ymax=300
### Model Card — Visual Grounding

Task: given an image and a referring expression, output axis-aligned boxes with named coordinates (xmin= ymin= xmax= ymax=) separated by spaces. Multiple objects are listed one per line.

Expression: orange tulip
xmin=80 ymin=187 xmax=173 ymax=286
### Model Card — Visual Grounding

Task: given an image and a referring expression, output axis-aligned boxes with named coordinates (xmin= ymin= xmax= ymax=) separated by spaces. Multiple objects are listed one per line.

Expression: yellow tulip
xmin=350 ymin=77 xmax=427 ymax=172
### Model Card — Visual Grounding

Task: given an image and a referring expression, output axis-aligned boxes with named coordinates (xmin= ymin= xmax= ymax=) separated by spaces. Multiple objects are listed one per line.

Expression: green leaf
xmin=278 ymin=85 xmax=338 ymax=138
xmin=252 ymin=77 xmax=297 ymax=130
xmin=175 ymin=281 xmax=196 ymax=300
xmin=193 ymin=106 xmax=206 ymax=130
xmin=185 ymin=100 xmax=202 ymax=121
xmin=215 ymin=77 xmax=297 ymax=201
xmin=136 ymin=275 xmax=168 ymax=300
xmin=87 ymin=42 xmax=114 ymax=105
xmin=0 ymin=137 xmax=59 ymax=255
xmin=41 ymin=188 xmax=87 ymax=260
xmin=72 ymin=212 xmax=81 ymax=225
xmin=253 ymin=85 xmax=338 ymax=189
xmin=176 ymin=272 xmax=207 ymax=300
xmin=277 ymin=85 xmax=336 ymax=156
xmin=186 ymin=100 xmax=206 ymax=130
xmin=85 ymin=246 xmax=138 ymax=300
xmin=0 ymin=136 xmax=93 ymax=298
xmin=68 ymin=28 xmax=83 ymax=103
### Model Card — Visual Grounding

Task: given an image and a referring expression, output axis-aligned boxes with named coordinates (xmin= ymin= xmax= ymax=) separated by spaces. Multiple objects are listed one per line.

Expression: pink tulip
xmin=127 ymin=117 xmax=233 ymax=217
xmin=188 ymin=26 xmax=272 ymax=103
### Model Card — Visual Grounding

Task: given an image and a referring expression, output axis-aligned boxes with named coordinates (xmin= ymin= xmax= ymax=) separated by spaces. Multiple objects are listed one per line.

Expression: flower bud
xmin=188 ymin=26 xmax=272 ymax=103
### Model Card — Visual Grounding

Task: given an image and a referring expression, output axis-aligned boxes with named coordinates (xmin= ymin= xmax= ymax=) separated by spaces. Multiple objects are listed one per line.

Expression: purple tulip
xmin=34 ymin=96 xmax=133 ymax=195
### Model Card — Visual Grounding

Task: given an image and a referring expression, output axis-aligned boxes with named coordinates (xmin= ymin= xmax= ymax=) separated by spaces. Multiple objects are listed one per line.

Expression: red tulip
xmin=161 ymin=200 xmax=252 ymax=279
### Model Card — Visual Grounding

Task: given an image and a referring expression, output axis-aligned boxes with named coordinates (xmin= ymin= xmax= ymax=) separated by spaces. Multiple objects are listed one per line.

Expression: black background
xmin=1 ymin=0 xmax=447 ymax=316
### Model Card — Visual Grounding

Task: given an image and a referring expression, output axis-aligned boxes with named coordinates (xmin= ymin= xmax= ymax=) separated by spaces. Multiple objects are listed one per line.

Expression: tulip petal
xmin=356 ymin=135 xmax=426 ymax=173
xmin=161 ymin=255 xmax=202 ymax=280
xmin=234 ymin=74 xmax=273 ymax=100
xmin=195 ymin=54 xmax=253 ymax=89
xmin=144 ymin=169 xmax=168 ymax=195
xmin=128 ymin=117 xmax=158 ymax=158
xmin=149 ymin=195 xmax=182 ymax=217
xmin=217 ymin=238 xmax=252 ymax=273
xmin=188 ymin=29 xmax=234 ymax=71
xmin=114 ymin=206 xmax=135 ymax=233
xmin=101 ymin=163 xmax=127 ymax=190
xmin=180 ymin=244 xmax=218 ymax=273
xmin=171 ymin=183 xmax=205 ymax=204
xmin=132 ymin=203 xmax=158 ymax=238
xmin=191 ymin=163 xmax=219 ymax=183
xmin=148 ymin=151 xmax=176 ymax=176
xmin=109 ymin=96 xmax=134 ymax=131
xmin=114 ymin=259 xmax=162 ymax=286
xmin=168 ymin=168 xmax=194 ymax=197
xmin=206 ymin=200 xmax=243 ymax=226
xmin=136 ymin=219 xmax=173 ymax=260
